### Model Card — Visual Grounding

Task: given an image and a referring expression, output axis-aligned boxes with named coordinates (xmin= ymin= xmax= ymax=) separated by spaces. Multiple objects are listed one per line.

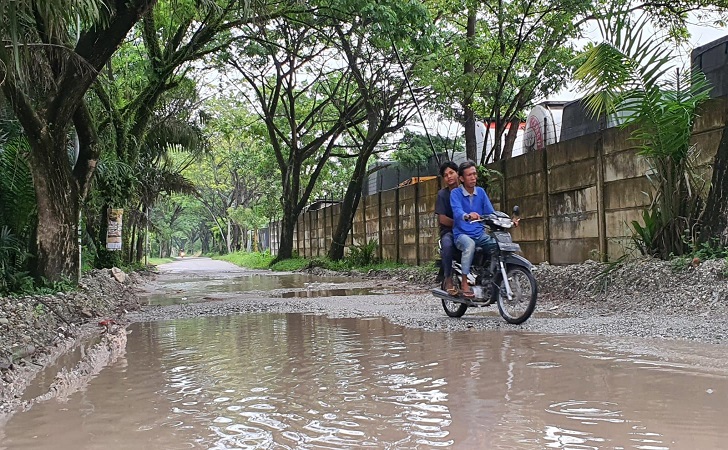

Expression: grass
xmin=213 ymin=251 xmax=425 ymax=274
xmin=147 ymin=257 xmax=175 ymax=266
xmin=214 ymin=251 xmax=275 ymax=269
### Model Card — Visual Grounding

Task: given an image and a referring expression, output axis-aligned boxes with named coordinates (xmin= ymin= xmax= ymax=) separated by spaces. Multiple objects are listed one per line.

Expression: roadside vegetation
xmin=574 ymin=10 xmax=713 ymax=260
xmin=2 ymin=1 xmax=728 ymax=296
xmin=214 ymin=249 xmax=435 ymax=276
xmin=147 ymin=257 xmax=175 ymax=266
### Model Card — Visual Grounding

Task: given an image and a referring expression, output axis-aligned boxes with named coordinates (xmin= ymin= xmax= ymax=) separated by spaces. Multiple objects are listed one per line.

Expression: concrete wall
xmin=273 ymin=97 xmax=728 ymax=265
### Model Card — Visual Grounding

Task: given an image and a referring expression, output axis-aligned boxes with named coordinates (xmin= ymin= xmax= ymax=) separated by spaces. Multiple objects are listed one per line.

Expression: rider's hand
xmin=466 ymin=212 xmax=481 ymax=221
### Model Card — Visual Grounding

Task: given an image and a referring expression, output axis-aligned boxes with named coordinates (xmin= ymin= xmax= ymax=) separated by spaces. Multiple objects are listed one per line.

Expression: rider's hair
xmin=458 ymin=160 xmax=477 ymax=176
xmin=439 ymin=160 xmax=458 ymax=177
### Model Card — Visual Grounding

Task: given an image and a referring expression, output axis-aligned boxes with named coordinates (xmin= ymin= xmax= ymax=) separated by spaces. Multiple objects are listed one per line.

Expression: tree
xmin=424 ymin=0 xmax=728 ymax=164
xmin=422 ymin=0 xmax=586 ymax=163
xmin=90 ymin=0 xmax=279 ymax=264
xmin=573 ymin=11 xmax=712 ymax=258
xmin=0 ymin=0 xmax=157 ymax=282
xmin=323 ymin=0 xmax=434 ymax=260
xmin=185 ymin=96 xmax=276 ymax=254
xmin=224 ymin=5 xmax=368 ymax=262
xmin=392 ymin=130 xmax=464 ymax=168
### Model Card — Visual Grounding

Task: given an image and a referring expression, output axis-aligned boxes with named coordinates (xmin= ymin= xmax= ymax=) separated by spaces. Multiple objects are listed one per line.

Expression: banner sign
xmin=106 ymin=208 xmax=123 ymax=250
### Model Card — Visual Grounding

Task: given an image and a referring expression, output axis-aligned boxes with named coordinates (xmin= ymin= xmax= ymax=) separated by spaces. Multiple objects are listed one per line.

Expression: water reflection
xmin=2 ymin=314 xmax=728 ymax=449
xmin=142 ymin=273 xmax=373 ymax=306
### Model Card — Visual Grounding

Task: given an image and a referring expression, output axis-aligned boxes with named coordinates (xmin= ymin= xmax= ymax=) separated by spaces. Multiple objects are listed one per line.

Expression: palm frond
xmin=0 ymin=134 xmax=36 ymax=234
xmin=143 ymin=118 xmax=209 ymax=162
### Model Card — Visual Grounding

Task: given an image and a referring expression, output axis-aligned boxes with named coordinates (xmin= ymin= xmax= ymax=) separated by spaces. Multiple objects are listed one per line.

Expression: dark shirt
xmin=435 ymin=187 xmax=454 ymax=237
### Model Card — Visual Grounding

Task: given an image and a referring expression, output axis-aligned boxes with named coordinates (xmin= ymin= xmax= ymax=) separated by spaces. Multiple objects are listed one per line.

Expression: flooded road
xmin=3 ymin=315 xmax=728 ymax=449
xmin=1 ymin=258 xmax=727 ymax=449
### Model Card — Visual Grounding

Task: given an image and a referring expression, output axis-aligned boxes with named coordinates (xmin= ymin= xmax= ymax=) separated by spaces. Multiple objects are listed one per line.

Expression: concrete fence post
xmin=395 ymin=187 xmax=400 ymax=263
xmin=414 ymin=177 xmax=420 ymax=265
xmin=378 ymin=190 xmax=383 ymax=261
xmin=542 ymin=147 xmax=551 ymax=263
xmin=596 ymin=134 xmax=607 ymax=261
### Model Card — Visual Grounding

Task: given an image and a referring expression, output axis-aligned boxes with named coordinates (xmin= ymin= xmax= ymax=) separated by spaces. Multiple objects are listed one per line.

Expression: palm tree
xmin=573 ymin=12 xmax=712 ymax=259
xmin=0 ymin=0 xmax=157 ymax=282
xmin=127 ymin=117 xmax=206 ymax=262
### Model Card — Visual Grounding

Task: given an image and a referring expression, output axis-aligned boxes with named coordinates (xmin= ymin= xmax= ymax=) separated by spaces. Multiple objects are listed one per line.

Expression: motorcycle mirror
xmin=513 ymin=205 xmax=520 ymax=217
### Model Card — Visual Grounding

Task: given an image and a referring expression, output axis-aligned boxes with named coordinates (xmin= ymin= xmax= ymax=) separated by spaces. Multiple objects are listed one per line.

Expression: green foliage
xmin=95 ymin=248 xmax=123 ymax=270
xmin=33 ymin=276 xmax=77 ymax=295
xmin=590 ymin=253 xmax=628 ymax=293
xmin=215 ymin=251 xmax=275 ymax=270
xmin=270 ymin=257 xmax=309 ymax=272
xmin=574 ymin=11 xmax=712 ymax=259
xmin=0 ymin=127 xmax=36 ymax=295
xmin=670 ymin=238 xmax=728 ymax=272
xmin=347 ymin=239 xmax=379 ymax=267
xmin=476 ymin=165 xmax=503 ymax=195
xmin=392 ymin=130 xmax=463 ymax=168
xmin=630 ymin=208 xmax=661 ymax=257
xmin=147 ymin=257 xmax=175 ymax=266
xmin=0 ymin=226 xmax=34 ymax=295
xmin=0 ymin=134 xmax=35 ymax=235
xmin=0 ymin=0 xmax=109 ymax=84
xmin=34 ymin=303 xmax=46 ymax=317
xmin=419 ymin=0 xmax=585 ymax=162
xmin=689 ymin=239 xmax=728 ymax=260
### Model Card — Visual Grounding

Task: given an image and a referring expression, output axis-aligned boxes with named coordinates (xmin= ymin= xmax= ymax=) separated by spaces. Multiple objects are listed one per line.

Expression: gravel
xmin=1 ymin=257 xmax=727 ymax=417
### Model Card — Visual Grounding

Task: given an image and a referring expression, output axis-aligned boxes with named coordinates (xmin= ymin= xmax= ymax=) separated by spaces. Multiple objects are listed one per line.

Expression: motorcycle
xmin=432 ymin=206 xmax=537 ymax=324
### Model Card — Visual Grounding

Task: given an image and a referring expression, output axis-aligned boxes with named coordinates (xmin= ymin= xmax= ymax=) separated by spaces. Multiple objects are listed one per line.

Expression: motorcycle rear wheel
xmin=497 ymin=266 xmax=537 ymax=324
xmin=441 ymin=274 xmax=468 ymax=317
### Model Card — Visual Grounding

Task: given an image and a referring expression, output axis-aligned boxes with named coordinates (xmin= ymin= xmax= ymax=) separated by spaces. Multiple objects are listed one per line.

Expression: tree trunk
xmin=274 ymin=158 xmax=313 ymax=262
xmin=127 ymin=217 xmax=138 ymax=263
xmin=328 ymin=158 xmax=367 ymax=260
xmin=135 ymin=227 xmax=144 ymax=262
xmin=28 ymin=138 xmax=80 ymax=282
xmin=701 ymin=123 xmax=728 ymax=245
xmin=501 ymin=117 xmax=521 ymax=159
xmin=463 ymin=8 xmax=477 ymax=163
xmin=276 ymin=209 xmax=297 ymax=261
xmin=226 ymin=219 xmax=232 ymax=254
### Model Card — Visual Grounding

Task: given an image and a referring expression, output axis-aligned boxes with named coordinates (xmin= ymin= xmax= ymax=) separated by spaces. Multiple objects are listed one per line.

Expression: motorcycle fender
xmin=503 ymin=254 xmax=532 ymax=270
xmin=489 ymin=255 xmax=533 ymax=302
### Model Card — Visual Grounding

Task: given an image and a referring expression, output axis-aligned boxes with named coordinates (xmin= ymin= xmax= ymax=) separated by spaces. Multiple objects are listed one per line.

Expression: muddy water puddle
xmin=141 ymin=273 xmax=390 ymax=306
xmin=2 ymin=314 xmax=728 ymax=449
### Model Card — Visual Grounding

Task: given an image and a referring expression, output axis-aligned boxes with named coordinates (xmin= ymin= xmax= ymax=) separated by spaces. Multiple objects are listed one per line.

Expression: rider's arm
xmin=438 ymin=214 xmax=454 ymax=227
xmin=435 ymin=190 xmax=455 ymax=227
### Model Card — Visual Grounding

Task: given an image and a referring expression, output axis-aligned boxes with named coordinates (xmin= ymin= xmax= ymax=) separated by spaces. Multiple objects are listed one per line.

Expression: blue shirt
xmin=450 ymin=185 xmax=495 ymax=240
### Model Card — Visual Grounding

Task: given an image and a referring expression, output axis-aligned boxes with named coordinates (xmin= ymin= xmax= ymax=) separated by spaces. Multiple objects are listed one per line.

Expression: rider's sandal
xmin=447 ymin=287 xmax=459 ymax=296
xmin=461 ymin=289 xmax=475 ymax=299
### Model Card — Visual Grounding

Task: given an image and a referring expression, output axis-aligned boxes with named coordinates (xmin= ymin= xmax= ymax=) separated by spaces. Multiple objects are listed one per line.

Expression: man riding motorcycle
xmin=450 ymin=160 xmax=498 ymax=299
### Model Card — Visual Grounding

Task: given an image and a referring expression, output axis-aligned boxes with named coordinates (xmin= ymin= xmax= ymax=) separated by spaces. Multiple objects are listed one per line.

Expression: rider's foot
xmin=444 ymin=278 xmax=458 ymax=296
xmin=461 ymin=275 xmax=474 ymax=299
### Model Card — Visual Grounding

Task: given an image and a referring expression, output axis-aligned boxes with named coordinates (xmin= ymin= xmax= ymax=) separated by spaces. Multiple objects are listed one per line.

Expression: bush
xmin=270 ymin=257 xmax=309 ymax=272
xmin=0 ymin=226 xmax=33 ymax=295
xmin=347 ymin=239 xmax=379 ymax=267
xmin=215 ymin=251 xmax=274 ymax=269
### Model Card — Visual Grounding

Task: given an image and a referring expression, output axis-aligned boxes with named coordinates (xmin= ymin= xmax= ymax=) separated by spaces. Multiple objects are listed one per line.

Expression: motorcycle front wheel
xmin=441 ymin=274 xmax=468 ymax=317
xmin=497 ymin=266 xmax=537 ymax=324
